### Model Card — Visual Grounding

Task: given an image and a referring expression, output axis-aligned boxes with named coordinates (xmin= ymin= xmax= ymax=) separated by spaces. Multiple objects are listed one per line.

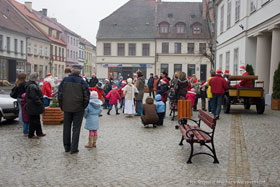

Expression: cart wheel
xmin=244 ymin=98 xmax=251 ymax=110
xmin=256 ymin=98 xmax=265 ymax=114
xmin=223 ymin=95 xmax=230 ymax=114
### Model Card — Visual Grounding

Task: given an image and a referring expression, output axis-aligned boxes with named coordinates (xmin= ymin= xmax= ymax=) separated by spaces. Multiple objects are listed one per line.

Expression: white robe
xmin=122 ymin=84 xmax=138 ymax=115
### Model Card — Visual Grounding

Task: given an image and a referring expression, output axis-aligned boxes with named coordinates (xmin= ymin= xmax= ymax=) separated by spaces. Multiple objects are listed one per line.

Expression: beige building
xmin=96 ymin=0 xmax=211 ymax=81
xmin=81 ymin=38 xmax=96 ymax=77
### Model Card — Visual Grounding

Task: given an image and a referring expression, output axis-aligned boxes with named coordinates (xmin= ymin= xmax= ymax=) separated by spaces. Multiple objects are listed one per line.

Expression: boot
xmin=116 ymin=109 xmax=120 ymax=115
xmin=92 ymin=136 xmax=98 ymax=147
xmin=85 ymin=137 xmax=93 ymax=148
xmin=107 ymin=109 xmax=111 ymax=115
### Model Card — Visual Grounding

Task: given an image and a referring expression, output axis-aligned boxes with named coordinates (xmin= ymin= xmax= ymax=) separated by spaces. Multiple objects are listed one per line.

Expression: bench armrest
xmin=185 ymin=129 xmax=212 ymax=139
xmin=178 ymin=118 xmax=199 ymax=126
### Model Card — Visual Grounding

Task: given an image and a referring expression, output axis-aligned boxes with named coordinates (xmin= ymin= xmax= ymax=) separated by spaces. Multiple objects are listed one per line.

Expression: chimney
xmin=203 ymin=0 xmax=207 ymax=20
xmin=24 ymin=2 xmax=32 ymax=12
xmin=42 ymin=8 xmax=48 ymax=16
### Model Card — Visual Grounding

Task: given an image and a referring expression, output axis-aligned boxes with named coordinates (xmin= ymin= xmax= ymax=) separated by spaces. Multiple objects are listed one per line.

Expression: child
xmin=186 ymin=88 xmax=196 ymax=109
xmin=20 ymin=93 xmax=29 ymax=136
xmin=122 ymin=78 xmax=139 ymax=116
xmin=105 ymin=86 xmax=121 ymax=115
xmin=155 ymin=94 xmax=165 ymax=126
xmin=141 ymin=96 xmax=159 ymax=128
xmin=84 ymin=91 xmax=102 ymax=148
xmin=118 ymin=80 xmax=126 ymax=109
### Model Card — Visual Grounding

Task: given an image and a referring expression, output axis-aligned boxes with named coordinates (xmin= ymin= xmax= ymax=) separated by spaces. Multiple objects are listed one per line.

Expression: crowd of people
xmin=10 ymin=64 xmax=252 ymax=154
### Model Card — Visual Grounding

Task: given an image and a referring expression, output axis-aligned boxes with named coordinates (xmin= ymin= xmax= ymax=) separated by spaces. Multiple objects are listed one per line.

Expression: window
xmin=7 ymin=37 xmax=10 ymax=53
xmin=0 ymin=59 xmax=7 ymax=80
xmin=76 ymin=52 xmax=78 ymax=59
xmin=235 ymin=0 xmax=240 ymax=22
xmin=174 ymin=64 xmax=182 ymax=73
xmin=34 ymin=64 xmax=38 ymax=72
xmin=45 ymin=47 xmax=48 ymax=57
xmin=34 ymin=44 xmax=38 ymax=55
xmin=14 ymin=39 xmax=18 ymax=54
xmin=27 ymin=43 xmax=31 ymax=54
xmin=187 ymin=43 xmax=194 ymax=54
xmin=220 ymin=5 xmax=224 ymax=33
xmin=77 ymin=40 xmax=78 ymax=46
xmin=176 ymin=24 xmax=185 ymax=33
xmin=160 ymin=23 xmax=169 ymax=33
xmin=162 ymin=42 xmax=169 ymax=54
xmin=40 ymin=46 xmax=43 ymax=56
xmin=227 ymin=0 xmax=231 ymax=29
xmin=54 ymin=64 xmax=57 ymax=77
xmin=48 ymin=29 xmax=52 ymax=37
xmin=129 ymin=43 xmax=136 ymax=56
xmin=59 ymin=47 xmax=61 ymax=58
xmin=56 ymin=32 xmax=60 ymax=39
xmin=199 ymin=43 xmax=206 ymax=54
xmin=219 ymin=54 xmax=223 ymax=70
xmin=67 ymin=49 xmax=69 ymax=57
xmin=55 ymin=46 xmax=57 ymax=57
xmin=161 ymin=64 xmax=169 ymax=75
xmin=174 ymin=43 xmax=181 ymax=54
xmin=79 ymin=50 xmax=81 ymax=58
xmin=250 ymin=0 xmax=257 ymax=13
xmin=20 ymin=41 xmax=24 ymax=54
xmin=70 ymin=50 xmax=72 ymax=58
xmin=67 ymin=36 xmax=69 ymax=43
xmin=187 ymin=64 xmax=196 ymax=77
xmin=118 ymin=43 xmax=125 ymax=56
xmin=45 ymin=66 xmax=48 ymax=77
xmin=62 ymin=65 xmax=64 ymax=77
xmin=62 ymin=48 xmax=64 ymax=59
xmin=39 ymin=65 xmax=43 ymax=79
xmin=226 ymin=51 xmax=230 ymax=71
xmin=71 ymin=37 xmax=72 ymax=45
xmin=104 ymin=43 xmax=111 ymax=56
xmin=142 ymin=44 xmax=150 ymax=56
xmin=73 ymin=39 xmax=75 ymax=46
xmin=0 ymin=35 xmax=3 ymax=50
xmin=233 ymin=48 xmax=239 ymax=75
xmin=193 ymin=26 xmax=201 ymax=34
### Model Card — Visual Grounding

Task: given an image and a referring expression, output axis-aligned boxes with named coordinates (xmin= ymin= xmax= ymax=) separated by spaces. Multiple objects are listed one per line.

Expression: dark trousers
xmin=104 ymin=99 xmax=109 ymax=109
xmin=193 ymin=95 xmax=199 ymax=110
xmin=63 ymin=111 xmax=84 ymax=152
xmin=28 ymin=115 xmax=43 ymax=138
xmin=157 ymin=112 xmax=165 ymax=126
xmin=211 ymin=94 xmax=223 ymax=117
xmin=149 ymin=87 xmax=155 ymax=98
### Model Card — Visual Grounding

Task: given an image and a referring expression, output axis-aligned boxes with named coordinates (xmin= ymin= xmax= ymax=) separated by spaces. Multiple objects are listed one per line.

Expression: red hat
xmin=193 ymin=78 xmax=198 ymax=83
xmin=201 ymin=81 xmax=206 ymax=85
xmin=112 ymin=86 xmax=118 ymax=90
xmin=161 ymin=78 xmax=169 ymax=85
xmin=188 ymin=77 xmax=192 ymax=80
xmin=45 ymin=73 xmax=52 ymax=78
xmin=122 ymin=80 xmax=127 ymax=84
xmin=224 ymin=70 xmax=230 ymax=74
xmin=240 ymin=65 xmax=246 ymax=70
xmin=216 ymin=69 xmax=223 ymax=74
xmin=82 ymin=74 xmax=85 ymax=77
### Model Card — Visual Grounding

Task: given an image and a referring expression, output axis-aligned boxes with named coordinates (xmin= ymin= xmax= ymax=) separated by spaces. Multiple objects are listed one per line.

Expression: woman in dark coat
xmin=175 ymin=72 xmax=189 ymax=100
xmin=26 ymin=72 xmax=46 ymax=139
xmin=135 ymin=71 xmax=145 ymax=116
xmin=141 ymin=97 xmax=159 ymax=127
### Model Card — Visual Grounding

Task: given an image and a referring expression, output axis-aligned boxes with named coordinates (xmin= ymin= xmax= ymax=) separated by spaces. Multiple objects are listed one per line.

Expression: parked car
xmin=0 ymin=94 xmax=19 ymax=123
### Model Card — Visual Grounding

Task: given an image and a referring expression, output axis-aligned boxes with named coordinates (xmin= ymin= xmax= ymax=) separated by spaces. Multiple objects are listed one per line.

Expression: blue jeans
xmin=211 ymin=94 xmax=223 ymax=117
xmin=17 ymin=98 xmax=24 ymax=126
xmin=23 ymin=123 xmax=29 ymax=134
xmin=208 ymin=99 xmax=212 ymax=113
xmin=104 ymin=99 xmax=109 ymax=109
xmin=109 ymin=104 xmax=118 ymax=111
xmin=44 ymin=98 xmax=51 ymax=107
xmin=137 ymin=100 xmax=142 ymax=115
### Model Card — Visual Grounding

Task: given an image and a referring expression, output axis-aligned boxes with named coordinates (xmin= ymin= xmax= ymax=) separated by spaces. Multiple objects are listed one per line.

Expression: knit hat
xmin=216 ymin=69 xmax=223 ymax=74
xmin=90 ymin=91 xmax=98 ymax=99
xmin=240 ymin=65 xmax=246 ymax=71
xmin=224 ymin=70 xmax=230 ymax=74
xmin=119 ymin=76 xmax=123 ymax=79
xmin=112 ymin=86 xmax=118 ymax=90
xmin=127 ymin=78 xmax=133 ymax=84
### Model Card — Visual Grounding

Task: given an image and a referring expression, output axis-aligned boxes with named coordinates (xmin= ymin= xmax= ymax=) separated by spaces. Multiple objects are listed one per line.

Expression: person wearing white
xmin=122 ymin=78 xmax=139 ymax=116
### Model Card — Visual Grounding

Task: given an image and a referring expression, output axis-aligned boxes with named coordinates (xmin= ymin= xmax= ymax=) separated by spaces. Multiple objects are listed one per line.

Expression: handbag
xmin=10 ymin=86 xmax=18 ymax=99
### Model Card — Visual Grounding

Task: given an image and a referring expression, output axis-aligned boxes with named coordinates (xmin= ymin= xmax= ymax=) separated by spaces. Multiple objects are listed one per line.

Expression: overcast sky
xmin=17 ymin=0 xmax=202 ymax=45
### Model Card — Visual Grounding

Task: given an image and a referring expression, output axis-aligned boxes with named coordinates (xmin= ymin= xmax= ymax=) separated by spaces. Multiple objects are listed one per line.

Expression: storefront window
xmin=187 ymin=64 xmax=196 ymax=77
xmin=39 ymin=65 xmax=43 ymax=79
xmin=174 ymin=64 xmax=182 ymax=73
xmin=161 ymin=64 xmax=169 ymax=75
xmin=0 ymin=59 xmax=7 ymax=80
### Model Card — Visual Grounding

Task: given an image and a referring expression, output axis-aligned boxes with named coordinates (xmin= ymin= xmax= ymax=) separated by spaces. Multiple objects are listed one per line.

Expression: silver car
xmin=0 ymin=94 xmax=19 ymax=123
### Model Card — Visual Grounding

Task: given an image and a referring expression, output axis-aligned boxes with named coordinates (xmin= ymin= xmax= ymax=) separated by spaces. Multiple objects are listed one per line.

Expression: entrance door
xmin=200 ymin=64 xmax=207 ymax=82
xmin=8 ymin=60 xmax=17 ymax=83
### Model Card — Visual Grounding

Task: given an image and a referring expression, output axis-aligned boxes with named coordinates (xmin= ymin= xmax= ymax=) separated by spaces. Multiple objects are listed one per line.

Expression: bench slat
xmin=193 ymin=126 xmax=211 ymax=142
xmin=179 ymin=125 xmax=211 ymax=143
xmin=199 ymin=110 xmax=216 ymax=123
xmin=198 ymin=114 xmax=215 ymax=129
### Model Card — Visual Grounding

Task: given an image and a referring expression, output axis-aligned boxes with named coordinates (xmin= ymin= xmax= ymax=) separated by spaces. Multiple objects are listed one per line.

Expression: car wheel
xmin=244 ymin=98 xmax=251 ymax=110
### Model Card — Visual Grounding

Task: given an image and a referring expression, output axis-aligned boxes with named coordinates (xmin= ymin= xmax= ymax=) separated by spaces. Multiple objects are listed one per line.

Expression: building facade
xmin=215 ymin=0 xmax=280 ymax=104
xmin=81 ymin=38 xmax=95 ymax=77
xmin=78 ymin=38 xmax=85 ymax=73
xmin=96 ymin=0 xmax=212 ymax=80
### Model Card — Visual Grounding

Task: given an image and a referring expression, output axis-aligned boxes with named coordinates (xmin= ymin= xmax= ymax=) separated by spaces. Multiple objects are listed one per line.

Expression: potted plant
xmin=42 ymin=97 xmax=64 ymax=125
xmin=271 ymin=62 xmax=280 ymax=110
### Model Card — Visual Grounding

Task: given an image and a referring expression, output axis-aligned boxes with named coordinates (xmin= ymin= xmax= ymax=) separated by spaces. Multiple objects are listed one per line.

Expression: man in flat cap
xmin=58 ymin=65 xmax=90 ymax=154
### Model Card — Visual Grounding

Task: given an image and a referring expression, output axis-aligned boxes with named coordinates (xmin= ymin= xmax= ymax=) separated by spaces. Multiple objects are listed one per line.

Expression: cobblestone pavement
xmin=0 ymin=101 xmax=279 ymax=186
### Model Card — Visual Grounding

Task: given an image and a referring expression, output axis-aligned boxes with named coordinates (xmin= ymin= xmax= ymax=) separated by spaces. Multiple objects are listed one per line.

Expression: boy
xmin=155 ymin=94 xmax=165 ymax=126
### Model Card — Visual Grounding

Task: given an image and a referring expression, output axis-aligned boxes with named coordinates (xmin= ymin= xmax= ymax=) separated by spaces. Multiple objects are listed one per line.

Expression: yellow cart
xmin=223 ymin=76 xmax=265 ymax=114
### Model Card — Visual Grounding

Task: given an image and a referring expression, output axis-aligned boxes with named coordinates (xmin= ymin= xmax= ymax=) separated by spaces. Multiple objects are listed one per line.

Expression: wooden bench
xmin=175 ymin=109 xmax=219 ymax=164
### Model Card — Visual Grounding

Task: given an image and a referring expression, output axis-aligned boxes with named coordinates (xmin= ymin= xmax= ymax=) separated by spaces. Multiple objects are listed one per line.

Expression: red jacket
xmin=118 ymin=84 xmax=126 ymax=97
xmin=186 ymin=92 xmax=196 ymax=107
xmin=42 ymin=81 xmax=53 ymax=98
xmin=240 ymin=72 xmax=253 ymax=87
xmin=209 ymin=75 xmax=228 ymax=95
xmin=153 ymin=78 xmax=159 ymax=91
xmin=105 ymin=90 xmax=121 ymax=105
xmin=89 ymin=87 xmax=104 ymax=100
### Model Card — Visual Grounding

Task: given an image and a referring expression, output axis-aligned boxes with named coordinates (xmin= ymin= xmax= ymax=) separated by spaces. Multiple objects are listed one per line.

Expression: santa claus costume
xmin=42 ymin=74 xmax=55 ymax=107
xmin=233 ymin=66 xmax=253 ymax=87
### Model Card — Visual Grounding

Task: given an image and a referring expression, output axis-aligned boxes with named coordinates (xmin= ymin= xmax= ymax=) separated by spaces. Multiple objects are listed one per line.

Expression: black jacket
xmin=17 ymin=82 xmax=27 ymax=98
xmin=176 ymin=79 xmax=189 ymax=99
xmin=147 ymin=77 xmax=154 ymax=88
xmin=58 ymin=74 xmax=90 ymax=112
xmin=26 ymin=81 xmax=45 ymax=115
xmin=89 ymin=77 xmax=99 ymax=87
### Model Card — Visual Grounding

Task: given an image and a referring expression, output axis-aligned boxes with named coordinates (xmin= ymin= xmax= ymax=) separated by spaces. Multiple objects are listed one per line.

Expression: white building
xmin=215 ymin=0 xmax=280 ymax=104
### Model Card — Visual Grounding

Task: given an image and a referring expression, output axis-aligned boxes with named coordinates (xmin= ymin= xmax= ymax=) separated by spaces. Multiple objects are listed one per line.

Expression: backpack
xmin=10 ymin=86 xmax=18 ymax=99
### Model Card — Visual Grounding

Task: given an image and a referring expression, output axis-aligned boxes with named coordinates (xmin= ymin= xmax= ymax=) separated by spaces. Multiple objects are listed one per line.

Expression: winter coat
xmin=118 ymin=84 xmax=126 ymax=97
xmin=238 ymin=72 xmax=253 ymax=87
xmin=141 ymin=97 xmax=159 ymax=124
xmin=186 ymin=91 xmax=196 ymax=107
xmin=105 ymin=90 xmax=121 ymax=105
xmin=147 ymin=77 xmax=154 ymax=88
xmin=135 ymin=76 xmax=145 ymax=101
xmin=26 ymin=81 xmax=45 ymax=115
xmin=155 ymin=94 xmax=165 ymax=113
xmin=16 ymin=82 xmax=27 ymax=99
xmin=153 ymin=78 xmax=159 ymax=91
xmin=157 ymin=83 xmax=169 ymax=102
xmin=20 ymin=93 xmax=29 ymax=123
xmin=207 ymin=77 xmax=213 ymax=98
xmin=84 ymin=98 xmax=102 ymax=130
xmin=175 ymin=79 xmax=188 ymax=99
xmin=58 ymin=74 xmax=90 ymax=113
xmin=122 ymin=84 xmax=138 ymax=100
xmin=209 ymin=75 xmax=229 ymax=95
xmin=42 ymin=81 xmax=53 ymax=98
xmin=171 ymin=78 xmax=178 ymax=88
xmin=104 ymin=83 xmax=112 ymax=95
xmin=89 ymin=77 xmax=99 ymax=87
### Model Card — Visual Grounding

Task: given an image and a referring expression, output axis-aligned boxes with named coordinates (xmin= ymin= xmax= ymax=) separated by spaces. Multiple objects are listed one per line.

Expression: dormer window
xmin=193 ymin=25 xmax=201 ymax=34
xmin=159 ymin=22 xmax=169 ymax=33
xmin=176 ymin=23 xmax=185 ymax=33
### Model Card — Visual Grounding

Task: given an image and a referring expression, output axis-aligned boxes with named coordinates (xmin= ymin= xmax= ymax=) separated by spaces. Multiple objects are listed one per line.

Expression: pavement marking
xmin=227 ymin=114 xmax=252 ymax=187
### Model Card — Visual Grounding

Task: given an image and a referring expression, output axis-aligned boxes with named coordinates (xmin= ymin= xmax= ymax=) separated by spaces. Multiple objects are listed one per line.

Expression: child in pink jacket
xmin=186 ymin=88 xmax=196 ymax=109
xmin=105 ymin=86 xmax=121 ymax=115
